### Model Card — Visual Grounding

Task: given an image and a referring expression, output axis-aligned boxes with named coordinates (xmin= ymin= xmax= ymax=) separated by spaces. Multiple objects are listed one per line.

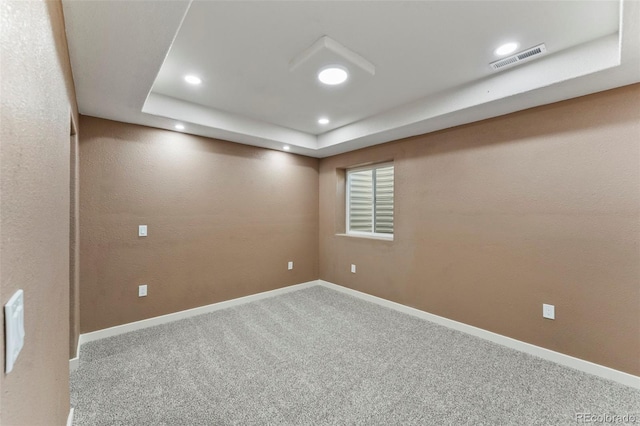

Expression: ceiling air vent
xmin=490 ymin=43 xmax=547 ymax=71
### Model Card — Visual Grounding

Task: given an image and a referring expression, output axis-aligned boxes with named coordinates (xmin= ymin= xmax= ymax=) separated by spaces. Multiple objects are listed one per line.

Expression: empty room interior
xmin=1 ymin=0 xmax=640 ymax=424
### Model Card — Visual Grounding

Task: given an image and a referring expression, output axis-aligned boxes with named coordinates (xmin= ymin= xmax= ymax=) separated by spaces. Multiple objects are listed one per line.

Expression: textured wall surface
xmin=0 ymin=0 xmax=76 ymax=424
xmin=319 ymin=84 xmax=640 ymax=375
xmin=79 ymin=117 xmax=319 ymax=332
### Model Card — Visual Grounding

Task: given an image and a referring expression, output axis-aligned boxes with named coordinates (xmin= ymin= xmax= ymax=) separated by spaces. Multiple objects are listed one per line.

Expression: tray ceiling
xmin=63 ymin=1 xmax=640 ymax=158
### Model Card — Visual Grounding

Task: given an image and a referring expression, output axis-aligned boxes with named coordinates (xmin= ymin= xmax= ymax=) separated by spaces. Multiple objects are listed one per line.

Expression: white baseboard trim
xmin=78 ymin=280 xmax=318 ymax=346
xmin=317 ymin=280 xmax=640 ymax=389
xmin=69 ymin=356 xmax=79 ymax=372
xmin=69 ymin=338 xmax=80 ymax=372
xmin=67 ymin=408 xmax=74 ymax=426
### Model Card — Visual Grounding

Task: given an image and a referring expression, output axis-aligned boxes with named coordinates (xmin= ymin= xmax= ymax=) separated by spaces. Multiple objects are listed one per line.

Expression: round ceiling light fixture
xmin=283 ymin=145 xmax=291 ymax=151
xmin=184 ymin=75 xmax=202 ymax=85
xmin=318 ymin=66 xmax=348 ymax=85
xmin=494 ymin=42 xmax=519 ymax=56
xmin=174 ymin=124 xmax=185 ymax=130
xmin=318 ymin=117 xmax=330 ymax=125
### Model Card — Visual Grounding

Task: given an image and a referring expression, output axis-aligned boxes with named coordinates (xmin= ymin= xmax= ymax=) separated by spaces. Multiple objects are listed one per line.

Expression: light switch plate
xmin=287 ymin=261 xmax=293 ymax=270
xmin=138 ymin=225 xmax=147 ymax=237
xmin=139 ymin=284 xmax=148 ymax=297
xmin=4 ymin=289 xmax=25 ymax=373
xmin=351 ymin=264 xmax=356 ymax=273
xmin=543 ymin=303 xmax=555 ymax=320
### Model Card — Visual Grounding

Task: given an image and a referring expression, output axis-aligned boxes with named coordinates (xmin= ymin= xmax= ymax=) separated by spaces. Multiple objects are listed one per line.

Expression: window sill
xmin=336 ymin=233 xmax=394 ymax=242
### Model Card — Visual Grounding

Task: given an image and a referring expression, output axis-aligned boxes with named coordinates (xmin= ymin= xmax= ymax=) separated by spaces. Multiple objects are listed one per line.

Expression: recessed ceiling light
xmin=318 ymin=118 xmax=330 ymax=125
xmin=174 ymin=124 xmax=185 ymax=130
xmin=283 ymin=145 xmax=291 ymax=151
xmin=184 ymin=75 xmax=202 ymax=85
xmin=495 ymin=42 xmax=519 ymax=56
xmin=318 ymin=66 xmax=348 ymax=85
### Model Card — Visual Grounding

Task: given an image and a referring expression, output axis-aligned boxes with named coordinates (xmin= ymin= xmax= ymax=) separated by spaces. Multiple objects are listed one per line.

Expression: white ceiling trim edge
xmin=143 ymin=93 xmax=317 ymax=149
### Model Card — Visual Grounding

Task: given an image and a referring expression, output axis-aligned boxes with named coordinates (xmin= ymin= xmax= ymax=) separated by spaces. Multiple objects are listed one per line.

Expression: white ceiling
xmin=63 ymin=1 xmax=639 ymax=158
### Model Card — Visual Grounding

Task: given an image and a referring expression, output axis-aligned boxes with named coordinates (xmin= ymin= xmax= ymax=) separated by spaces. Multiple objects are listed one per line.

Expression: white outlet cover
xmin=543 ymin=303 xmax=555 ymax=320
xmin=351 ymin=264 xmax=356 ymax=273
xmin=287 ymin=261 xmax=293 ymax=270
xmin=4 ymin=289 xmax=25 ymax=373
xmin=138 ymin=225 xmax=148 ymax=237
xmin=139 ymin=284 xmax=148 ymax=297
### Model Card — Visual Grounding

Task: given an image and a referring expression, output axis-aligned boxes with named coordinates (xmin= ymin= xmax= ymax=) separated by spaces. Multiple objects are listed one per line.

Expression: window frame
xmin=345 ymin=162 xmax=394 ymax=239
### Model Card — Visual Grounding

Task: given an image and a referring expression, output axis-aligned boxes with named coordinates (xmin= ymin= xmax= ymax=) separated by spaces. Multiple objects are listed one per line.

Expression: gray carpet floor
xmin=71 ymin=286 xmax=639 ymax=425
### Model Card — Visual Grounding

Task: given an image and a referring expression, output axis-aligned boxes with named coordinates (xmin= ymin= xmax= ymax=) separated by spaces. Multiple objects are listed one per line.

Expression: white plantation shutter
xmin=348 ymin=169 xmax=373 ymax=232
xmin=347 ymin=164 xmax=394 ymax=236
xmin=374 ymin=166 xmax=394 ymax=234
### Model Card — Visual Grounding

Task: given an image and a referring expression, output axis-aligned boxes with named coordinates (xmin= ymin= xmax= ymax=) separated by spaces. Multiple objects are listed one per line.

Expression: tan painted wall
xmin=79 ymin=116 xmax=319 ymax=332
xmin=319 ymin=84 xmax=640 ymax=376
xmin=49 ymin=0 xmax=81 ymax=361
xmin=0 ymin=0 xmax=77 ymax=424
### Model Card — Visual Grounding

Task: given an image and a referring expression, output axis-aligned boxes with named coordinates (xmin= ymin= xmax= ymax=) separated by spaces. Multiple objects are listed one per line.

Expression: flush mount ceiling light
xmin=174 ymin=124 xmax=185 ymax=130
xmin=318 ymin=117 xmax=330 ymax=125
xmin=495 ymin=42 xmax=519 ymax=56
xmin=318 ymin=66 xmax=348 ymax=85
xmin=184 ymin=75 xmax=202 ymax=85
xmin=283 ymin=145 xmax=291 ymax=151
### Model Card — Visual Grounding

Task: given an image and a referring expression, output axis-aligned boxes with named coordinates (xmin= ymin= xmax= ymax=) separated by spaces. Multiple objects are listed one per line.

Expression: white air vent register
xmin=490 ymin=43 xmax=547 ymax=71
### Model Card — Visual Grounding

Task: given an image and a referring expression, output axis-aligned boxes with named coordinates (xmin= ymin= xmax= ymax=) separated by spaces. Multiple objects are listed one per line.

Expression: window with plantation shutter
xmin=347 ymin=163 xmax=394 ymax=238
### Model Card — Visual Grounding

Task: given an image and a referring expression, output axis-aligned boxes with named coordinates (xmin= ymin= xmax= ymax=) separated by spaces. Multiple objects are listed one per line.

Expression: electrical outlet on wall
xmin=351 ymin=264 xmax=356 ymax=273
xmin=543 ymin=304 xmax=555 ymax=320
xmin=139 ymin=284 xmax=148 ymax=297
